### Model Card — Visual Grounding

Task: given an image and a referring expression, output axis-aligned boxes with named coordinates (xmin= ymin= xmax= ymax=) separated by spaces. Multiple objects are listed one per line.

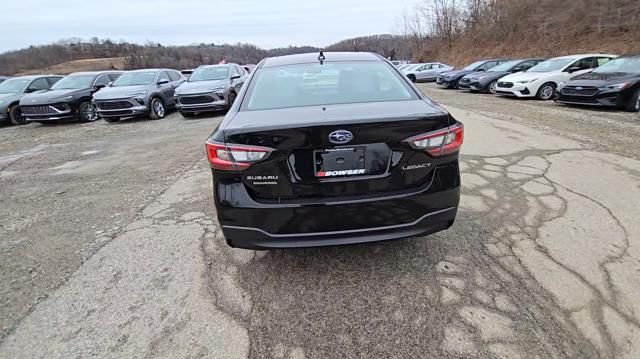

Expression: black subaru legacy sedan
xmin=206 ymin=52 xmax=463 ymax=249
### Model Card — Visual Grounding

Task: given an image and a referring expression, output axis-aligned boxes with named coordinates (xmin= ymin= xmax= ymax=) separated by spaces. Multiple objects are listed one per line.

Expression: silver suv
xmin=93 ymin=69 xmax=185 ymax=122
xmin=174 ymin=64 xmax=248 ymax=117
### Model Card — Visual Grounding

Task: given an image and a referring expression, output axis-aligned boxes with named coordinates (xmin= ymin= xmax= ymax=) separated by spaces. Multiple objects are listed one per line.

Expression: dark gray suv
xmin=174 ymin=63 xmax=248 ymax=117
xmin=0 ymin=75 xmax=63 ymax=125
xmin=93 ymin=69 xmax=185 ymax=122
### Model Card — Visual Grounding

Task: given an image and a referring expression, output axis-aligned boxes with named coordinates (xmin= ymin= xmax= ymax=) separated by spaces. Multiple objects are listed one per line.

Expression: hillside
xmin=407 ymin=0 xmax=640 ymax=66
xmin=16 ymin=57 xmax=126 ymax=75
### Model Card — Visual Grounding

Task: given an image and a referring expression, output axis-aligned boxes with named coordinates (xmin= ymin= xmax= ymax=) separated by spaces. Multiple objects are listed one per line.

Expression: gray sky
xmin=1 ymin=0 xmax=419 ymax=53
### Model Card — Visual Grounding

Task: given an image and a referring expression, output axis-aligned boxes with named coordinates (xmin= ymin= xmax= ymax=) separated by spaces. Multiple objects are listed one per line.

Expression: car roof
xmin=125 ymin=68 xmax=175 ymax=73
xmin=6 ymin=74 xmax=62 ymax=80
xmin=550 ymin=54 xmax=618 ymax=60
xmin=67 ymin=71 xmax=122 ymax=76
xmin=261 ymin=52 xmax=382 ymax=68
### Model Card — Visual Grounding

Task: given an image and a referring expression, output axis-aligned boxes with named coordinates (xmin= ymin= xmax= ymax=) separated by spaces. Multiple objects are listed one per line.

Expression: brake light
xmin=205 ymin=141 xmax=273 ymax=171
xmin=406 ymin=123 xmax=464 ymax=156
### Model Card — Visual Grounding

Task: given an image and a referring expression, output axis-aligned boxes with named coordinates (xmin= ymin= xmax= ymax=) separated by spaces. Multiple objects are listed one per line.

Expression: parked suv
xmin=459 ymin=58 xmax=546 ymax=94
xmin=436 ymin=59 xmax=509 ymax=89
xmin=495 ymin=54 xmax=617 ymax=100
xmin=19 ymin=71 xmax=121 ymax=123
xmin=175 ymin=64 xmax=248 ymax=117
xmin=0 ymin=75 xmax=62 ymax=125
xmin=405 ymin=62 xmax=454 ymax=83
xmin=556 ymin=54 xmax=640 ymax=112
xmin=93 ymin=69 xmax=185 ymax=122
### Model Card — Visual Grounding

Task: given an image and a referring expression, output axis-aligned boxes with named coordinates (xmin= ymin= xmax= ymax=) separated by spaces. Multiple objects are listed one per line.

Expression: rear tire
xmin=487 ymin=80 xmax=498 ymax=94
xmin=536 ymin=82 xmax=556 ymax=100
xmin=9 ymin=106 xmax=26 ymax=125
xmin=78 ymin=101 xmax=98 ymax=122
xmin=624 ymin=89 xmax=640 ymax=112
xmin=407 ymin=74 xmax=416 ymax=83
xmin=103 ymin=117 xmax=120 ymax=123
xmin=149 ymin=98 xmax=166 ymax=120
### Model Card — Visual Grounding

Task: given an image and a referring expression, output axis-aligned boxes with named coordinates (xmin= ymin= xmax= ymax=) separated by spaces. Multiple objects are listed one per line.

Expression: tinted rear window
xmin=243 ymin=61 xmax=417 ymax=111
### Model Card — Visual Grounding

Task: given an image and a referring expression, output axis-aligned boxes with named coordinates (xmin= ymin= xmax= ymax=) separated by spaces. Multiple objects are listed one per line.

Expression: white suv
xmin=495 ymin=54 xmax=617 ymax=100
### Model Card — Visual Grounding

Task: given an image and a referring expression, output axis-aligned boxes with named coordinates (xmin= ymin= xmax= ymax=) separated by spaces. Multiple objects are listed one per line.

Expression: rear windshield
xmin=243 ymin=61 xmax=418 ymax=111
xmin=112 ymin=72 xmax=157 ymax=87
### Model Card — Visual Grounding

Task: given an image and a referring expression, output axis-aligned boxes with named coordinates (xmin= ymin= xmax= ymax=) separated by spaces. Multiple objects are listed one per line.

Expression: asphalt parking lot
xmin=1 ymin=85 xmax=639 ymax=358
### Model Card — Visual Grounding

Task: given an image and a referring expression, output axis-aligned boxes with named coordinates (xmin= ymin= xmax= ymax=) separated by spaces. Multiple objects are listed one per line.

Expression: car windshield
xmin=189 ymin=67 xmax=229 ymax=82
xmin=592 ymin=57 xmax=640 ymax=74
xmin=244 ymin=61 xmax=418 ymax=111
xmin=488 ymin=60 xmax=521 ymax=72
xmin=527 ymin=58 xmax=574 ymax=72
xmin=50 ymin=75 xmax=95 ymax=90
xmin=463 ymin=61 xmax=485 ymax=70
xmin=0 ymin=78 xmax=30 ymax=93
xmin=112 ymin=72 xmax=157 ymax=86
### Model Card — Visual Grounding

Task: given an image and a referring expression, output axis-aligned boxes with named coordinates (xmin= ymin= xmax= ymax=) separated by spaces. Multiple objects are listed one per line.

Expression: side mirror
xmin=25 ymin=88 xmax=36 ymax=93
xmin=566 ymin=66 xmax=582 ymax=73
xmin=477 ymin=68 xmax=486 ymax=72
xmin=230 ymin=74 xmax=241 ymax=80
xmin=158 ymin=79 xmax=170 ymax=85
xmin=107 ymin=81 xmax=113 ymax=87
xmin=94 ymin=83 xmax=107 ymax=89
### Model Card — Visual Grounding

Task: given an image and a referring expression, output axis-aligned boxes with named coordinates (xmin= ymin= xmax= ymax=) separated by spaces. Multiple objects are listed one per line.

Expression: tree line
xmin=0 ymin=35 xmax=416 ymax=76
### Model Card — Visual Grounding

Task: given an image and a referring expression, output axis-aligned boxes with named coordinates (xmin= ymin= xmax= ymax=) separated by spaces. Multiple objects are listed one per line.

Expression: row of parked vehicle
xmin=398 ymin=53 xmax=640 ymax=112
xmin=0 ymin=63 xmax=251 ymax=126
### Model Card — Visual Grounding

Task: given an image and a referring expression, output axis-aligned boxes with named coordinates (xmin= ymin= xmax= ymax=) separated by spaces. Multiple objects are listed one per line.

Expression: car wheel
xmin=452 ymin=78 xmax=461 ymax=89
xmin=624 ymin=89 xmax=640 ymax=112
xmin=536 ymin=82 xmax=556 ymax=100
xmin=103 ymin=117 xmax=120 ymax=123
xmin=149 ymin=98 xmax=166 ymax=120
xmin=9 ymin=106 xmax=26 ymax=125
xmin=407 ymin=74 xmax=416 ymax=83
xmin=487 ymin=80 xmax=498 ymax=94
xmin=78 ymin=102 xmax=98 ymax=122
xmin=228 ymin=92 xmax=237 ymax=108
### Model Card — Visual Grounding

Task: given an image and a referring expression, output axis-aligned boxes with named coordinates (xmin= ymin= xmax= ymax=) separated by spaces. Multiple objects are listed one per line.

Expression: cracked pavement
xmin=1 ymin=85 xmax=639 ymax=358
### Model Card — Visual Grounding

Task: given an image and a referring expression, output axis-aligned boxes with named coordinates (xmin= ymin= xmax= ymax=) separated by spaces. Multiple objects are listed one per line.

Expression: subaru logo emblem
xmin=329 ymin=130 xmax=353 ymax=144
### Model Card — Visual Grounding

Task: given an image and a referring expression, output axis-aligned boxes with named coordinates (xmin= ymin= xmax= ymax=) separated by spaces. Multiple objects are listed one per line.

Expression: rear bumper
xmin=223 ymin=207 xmax=456 ymax=249
xmin=213 ymin=165 xmax=460 ymax=249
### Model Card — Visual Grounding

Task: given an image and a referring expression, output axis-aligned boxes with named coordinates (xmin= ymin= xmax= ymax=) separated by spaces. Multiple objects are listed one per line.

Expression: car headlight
xmin=516 ymin=79 xmax=539 ymax=84
xmin=602 ymin=82 xmax=630 ymax=90
xmin=126 ymin=91 xmax=147 ymax=97
xmin=52 ymin=95 xmax=74 ymax=101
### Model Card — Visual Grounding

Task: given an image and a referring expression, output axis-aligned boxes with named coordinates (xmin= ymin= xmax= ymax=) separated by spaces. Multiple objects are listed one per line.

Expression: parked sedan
xmin=436 ymin=59 xmax=509 ymax=89
xmin=405 ymin=62 xmax=454 ymax=83
xmin=19 ymin=71 xmax=121 ymax=123
xmin=0 ymin=75 xmax=62 ymax=125
xmin=206 ymin=52 xmax=463 ymax=249
xmin=175 ymin=63 xmax=248 ymax=117
xmin=93 ymin=69 xmax=185 ymax=122
xmin=458 ymin=58 xmax=546 ymax=94
xmin=556 ymin=54 xmax=640 ymax=112
xmin=495 ymin=54 xmax=617 ymax=100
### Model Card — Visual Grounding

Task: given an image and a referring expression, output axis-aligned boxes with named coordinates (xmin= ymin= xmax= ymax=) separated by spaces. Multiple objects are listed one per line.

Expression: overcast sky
xmin=1 ymin=0 xmax=419 ymax=53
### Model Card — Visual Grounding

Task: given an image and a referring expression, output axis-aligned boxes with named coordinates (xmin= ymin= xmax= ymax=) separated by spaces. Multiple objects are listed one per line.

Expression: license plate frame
xmin=314 ymin=147 xmax=366 ymax=178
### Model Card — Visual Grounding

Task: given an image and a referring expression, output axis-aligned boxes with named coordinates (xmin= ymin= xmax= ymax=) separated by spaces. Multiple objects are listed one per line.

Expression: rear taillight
xmin=405 ymin=123 xmax=464 ymax=156
xmin=205 ymin=141 xmax=273 ymax=171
